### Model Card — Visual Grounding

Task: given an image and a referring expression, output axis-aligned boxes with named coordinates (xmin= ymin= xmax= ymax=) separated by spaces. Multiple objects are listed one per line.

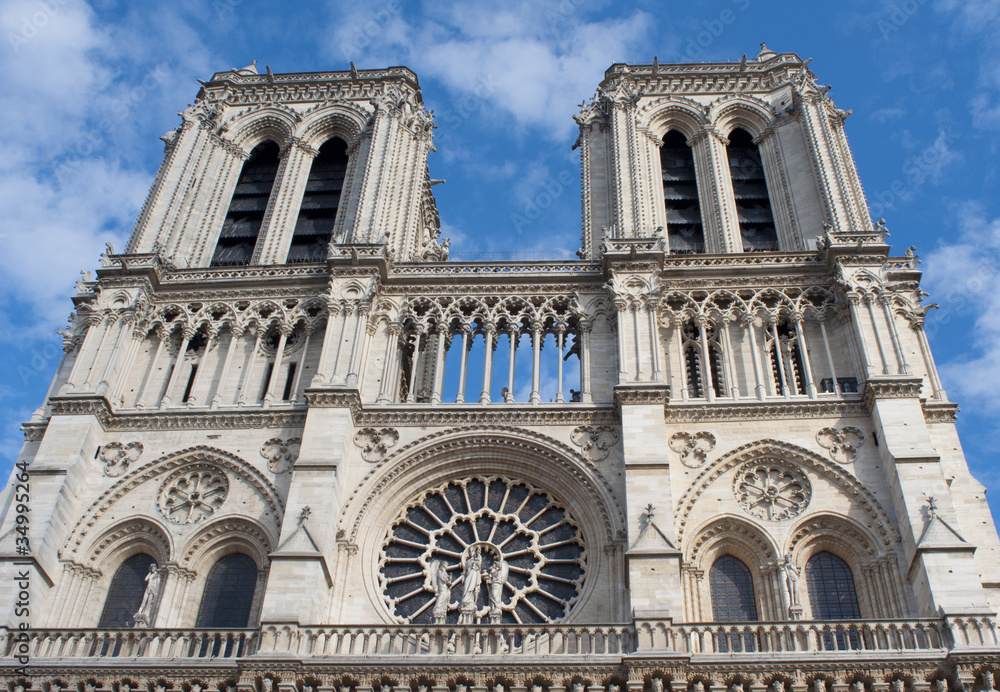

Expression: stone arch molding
xmin=225 ymin=100 xmax=369 ymax=154
xmin=63 ymin=445 xmax=284 ymax=563
xmin=339 ymin=426 xmax=627 ymax=625
xmin=675 ymin=438 xmax=900 ymax=550
xmin=339 ymin=426 xmax=626 ymax=546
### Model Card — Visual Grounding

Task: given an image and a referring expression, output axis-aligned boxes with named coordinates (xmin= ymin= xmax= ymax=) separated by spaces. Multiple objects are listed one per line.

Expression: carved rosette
xmin=156 ymin=467 xmax=229 ymax=524
xmin=99 ymin=441 xmax=144 ymax=476
xmin=354 ymin=427 xmax=400 ymax=462
xmin=733 ymin=461 xmax=811 ymax=521
xmin=260 ymin=437 xmax=301 ymax=473
xmin=569 ymin=425 xmax=620 ymax=461
xmin=816 ymin=426 xmax=865 ymax=463
xmin=378 ymin=475 xmax=586 ymax=625
xmin=668 ymin=431 xmax=716 ymax=468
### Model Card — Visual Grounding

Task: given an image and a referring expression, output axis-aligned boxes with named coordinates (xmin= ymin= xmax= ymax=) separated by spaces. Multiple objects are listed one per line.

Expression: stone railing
xmin=5 ymin=617 xmax=997 ymax=661
xmin=635 ymin=616 xmax=999 ymax=654
xmin=4 ymin=628 xmax=256 ymax=660
xmin=256 ymin=623 xmax=634 ymax=657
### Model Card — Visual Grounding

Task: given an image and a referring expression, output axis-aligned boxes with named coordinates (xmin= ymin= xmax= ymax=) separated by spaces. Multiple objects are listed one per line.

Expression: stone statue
xmin=459 ymin=546 xmax=483 ymax=620
xmin=651 ymin=679 xmax=664 ymax=692
xmin=769 ymin=682 xmax=786 ymax=692
xmin=133 ymin=564 xmax=161 ymax=626
xmin=429 ymin=559 xmax=452 ymax=623
xmin=262 ymin=680 xmax=273 ymax=692
xmin=982 ymin=671 xmax=996 ymax=691
xmin=783 ymin=556 xmax=800 ymax=606
xmin=889 ymin=682 xmax=904 ymax=692
xmin=849 ymin=683 xmax=865 ymax=692
xmin=487 ymin=557 xmax=509 ymax=621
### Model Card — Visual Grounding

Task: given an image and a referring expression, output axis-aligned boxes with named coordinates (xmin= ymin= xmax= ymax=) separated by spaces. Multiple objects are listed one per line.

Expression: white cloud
xmin=923 ymin=204 xmax=1000 ymax=411
xmin=326 ymin=0 xmax=658 ymax=139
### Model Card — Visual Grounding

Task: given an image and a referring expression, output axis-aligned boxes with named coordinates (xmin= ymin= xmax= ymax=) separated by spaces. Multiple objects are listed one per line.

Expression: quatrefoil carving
xmin=260 ymin=437 xmax=301 ymax=473
xmin=668 ymin=431 xmax=716 ymax=468
xmin=816 ymin=426 xmax=865 ymax=463
xmin=354 ymin=427 xmax=400 ymax=462
xmin=99 ymin=441 xmax=144 ymax=476
xmin=570 ymin=425 xmax=620 ymax=461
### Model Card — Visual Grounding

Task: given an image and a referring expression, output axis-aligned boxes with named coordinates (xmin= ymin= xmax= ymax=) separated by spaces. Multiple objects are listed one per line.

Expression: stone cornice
xmin=614 ymin=384 xmax=671 ymax=407
xmin=665 ymin=398 xmax=866 ymax=422
xmin=46 ymin=395 xmax=306 ymax=432
xmin=862 ymin=376 xmax=925 ymax=411
xmin=355 ymin=404 xmax=619 ymax=428
xmin=922 ymin=401 xmax=960 ymax=424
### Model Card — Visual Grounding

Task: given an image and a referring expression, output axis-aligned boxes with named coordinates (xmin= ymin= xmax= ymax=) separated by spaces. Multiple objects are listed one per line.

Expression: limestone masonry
xmin=3 ymin=46 xmax=999 ymax=691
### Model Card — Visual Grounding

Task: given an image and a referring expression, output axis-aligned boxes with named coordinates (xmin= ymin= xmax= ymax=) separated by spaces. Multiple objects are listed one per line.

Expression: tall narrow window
xmin=806 ymin=551 xmax=860 ymax=650
xmin=710 ymin=555 xmax=758 ymax=652
xmin=806 ymin=552 xmax=860 ymax=619
xmin=727 ymin=128 xmax=778 ymax=252
xmin=212 ymin=141 xmax=281 ymax=267
xmin=288 ymin=138 xmax=348 ymax=263
xmin=196 ymin=553 xmax=258 ymax=628
xmin=767 ymin=320 xmax=805 ymax=395
xmin=98 ymin=554 xmax=157 ymax=628
xmin=661 ymin=130 xmax=705 ymax=254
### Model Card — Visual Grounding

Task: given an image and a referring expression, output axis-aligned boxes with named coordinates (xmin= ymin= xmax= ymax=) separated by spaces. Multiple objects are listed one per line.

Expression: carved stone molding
xmin=668 ymin=431 xmax=717 ymax=468
xmin=613 ymin=384 xmax=670 ymax=407
xmin=665 ymin=400 xmax=865 ymax=422
xmin=862 ymin=376 xmax=924 ymax=411
xmin=354 ymin=405 xmax=619 ymax=428
xmin=353 ymin=427 xmax=400 ymax=462
xmin=260 ymin=438 xmax=301 ymax=474
xmin=156 ymin=466 xmax=229 ymax=525
xmin=304 ymin=388 xmax=363 ymax=413
xmin=733 ymin=461 xmax=811 ymax=521
xmin=816 ymin=427 xmax=865 ymax=464
xmin=570 ymin=425 xmax=620 ymax=462
xmin=923 ymin=401 xmax=959 ymax=423
xmin=99 ymin=441 xmax=144 ymax=476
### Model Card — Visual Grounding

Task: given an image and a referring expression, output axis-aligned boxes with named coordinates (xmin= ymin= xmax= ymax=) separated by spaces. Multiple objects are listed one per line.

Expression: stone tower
xmin=2 ymin=49 xmax=999 ymax=689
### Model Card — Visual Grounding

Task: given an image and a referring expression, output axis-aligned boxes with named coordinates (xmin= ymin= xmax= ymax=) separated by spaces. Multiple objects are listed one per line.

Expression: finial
xmin=644 ymin=503 xmax=655 ymax=520
xmin=299 ymin=506 xmax=312 ymax=523
xmin=925 ymin=495 xmax=938 ymax=517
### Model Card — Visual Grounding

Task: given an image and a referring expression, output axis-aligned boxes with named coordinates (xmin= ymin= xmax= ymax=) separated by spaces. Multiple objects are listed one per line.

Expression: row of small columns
xmin=670 ymin=312 xmax=838 ymax=402
xmin=383 ymin=320 xmax=592 ymax=405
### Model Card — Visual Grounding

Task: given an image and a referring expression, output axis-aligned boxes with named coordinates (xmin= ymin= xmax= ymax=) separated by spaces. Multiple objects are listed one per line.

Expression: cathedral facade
xmin=3 ymin=47 xmax=1000 ymax=691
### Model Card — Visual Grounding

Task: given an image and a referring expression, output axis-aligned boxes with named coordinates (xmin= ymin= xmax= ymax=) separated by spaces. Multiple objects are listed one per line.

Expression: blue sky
xmin=2 ymin=0 xmax=999 ymax=525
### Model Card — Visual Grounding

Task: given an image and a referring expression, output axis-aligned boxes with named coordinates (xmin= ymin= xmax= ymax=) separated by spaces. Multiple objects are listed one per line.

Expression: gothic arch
xmin=178 ymin=515 xmax=274 ymax=571
xmin=674 ymin=439 xmax=900 ymax=548
xmin=61 ymin=445 xmax=284 ymax=561
xmin=638 ymin=95 xmax=709 ymax=140
xmin=86 ymin=516 xmax=173 ymax=573
xmin=709 ymin=95 xmax=777 ymax=139
xmin=339 ymin=426 xmax=627 ymax=624
xmin=226 ymin=107 xmax=298 ymax=151
xmin=297 ymin=101 xmax=370 ymax=151
xmin=686 ymin=514 xmax=780 ymax=571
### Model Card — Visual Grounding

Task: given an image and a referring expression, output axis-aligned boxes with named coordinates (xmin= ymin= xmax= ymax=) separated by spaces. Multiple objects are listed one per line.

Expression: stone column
xmin=880 ymin=296 xmax=910 ymax=375
xmin=211 ymin=325 xmax=243 ymax=408
xmin=674 ymin=317 xmax=690 ymax=401
xmin=555 ymin=323 xmax=566 ymax=403
xmin=377 ymin=322 xmax=402 ymax=404
xmin=578 ymin=320 xmax=593 ymax=403
xmin=81 ymin=316 xmax=116 ymax=390
xmin=791 ymin=313 xmax=818 ymax=398
xmin=406 ymin=326 xmax=424 ymax=403
xmin=817 ymin=313 xmax=840 ymax=394
xmin=696 ymin=315 xmax=716 ymax=401
xmin=109 ymin=324 xmax=147 ymax=404
xmin=768 ymin=318 xmax=789 ymax=397
xmin=479 ymin=323 xmax=495 ymax=404
xmin=262 ymin=325 xmax=291 ymax=407
xmin=237 ymin=327 xmax=263 ymax=406
xmin=529 ymin=320 xmax=542 ymax=404
xmin=346 ymin=304 xmax=371 ymax=387
xmin=136 ymin=327 xmax=167 ymax=408
xmin=456 ymin=324 xmax=470 ymax=404
xmin=742 ymin=314 xmax=766 ymax=400
xmin=505 ymin=324 xmax=518 ymax=402
xmin=430 ymin=322 xmax=448 ymax=404
xmin=185 ymin=327 xmax=217 ymax=406
xmin=159 ymin=327 xmax=194 ymax=409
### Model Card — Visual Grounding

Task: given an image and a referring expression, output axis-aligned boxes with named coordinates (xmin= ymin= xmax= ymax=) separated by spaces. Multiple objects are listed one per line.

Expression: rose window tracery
xmin=157 ymin=467 xmax=229 ymax=524
xmin=378 ymin=476 xmax=586 ymax=625
xmin=733 ymin=461 xmax=811 ymax=521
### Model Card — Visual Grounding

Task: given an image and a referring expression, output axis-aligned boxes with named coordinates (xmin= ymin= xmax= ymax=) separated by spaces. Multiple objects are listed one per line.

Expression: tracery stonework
xmin=733 ymin=460 xmax=811 ymax=521
xmin=378 ymin=476 xmax=586 ymax=624
xmin=156 ymin=467 xmax=229 ymax=524
xmin=5 ymin=50 xmax=1000 ymax=689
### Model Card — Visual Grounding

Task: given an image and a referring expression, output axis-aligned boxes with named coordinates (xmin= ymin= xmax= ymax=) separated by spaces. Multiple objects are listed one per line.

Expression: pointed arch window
xmin=211 ymin=141 xmax=281 ymax=267
xmin=288 ymin=137 xmax=349 ymax=263
xmin=710 ymin=554 xmax=758 ymax=652
xmin=661 ymin=130 xmax=705 ymax=254
xmin=806 ymin=551 xmax=860 ymax=619
xmin=195 ymin=553 xmax=258 ymax=628
xmin=727 ymin=128 xmax=778 ymax=252
xmin=98 ymin=553 xmax=157 ymax=628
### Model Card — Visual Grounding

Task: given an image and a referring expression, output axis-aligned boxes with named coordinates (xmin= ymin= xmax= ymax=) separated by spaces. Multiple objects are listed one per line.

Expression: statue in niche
xmin=133 ymin=564 xmax=161 ymax=627
xmin=429 ymin=559 xmax=452 ymax=623
xmin=783 ymin=556 xmax=800 ymax=606
xmin=651 ymin=679 xmax=664 ymax=692
xmin=459 ymin=545 xmax=483 ymax=622
xmin=487 ymin=557 xmax=509 ymax=622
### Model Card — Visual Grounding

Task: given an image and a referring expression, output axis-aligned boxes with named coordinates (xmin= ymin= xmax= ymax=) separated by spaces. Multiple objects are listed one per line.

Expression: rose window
xmin=157 ymin=467 xmax=229 ymax=525
xmin=733 ymin=461 xmax=811 ymax=521
xmin=378 ymin=476 xmax=586 ymax=625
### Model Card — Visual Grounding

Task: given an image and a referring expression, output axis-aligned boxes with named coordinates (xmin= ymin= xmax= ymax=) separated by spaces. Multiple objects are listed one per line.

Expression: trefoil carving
xmin=816 ymin=426 xmax=865 ymax=463
xmin=354 ymin=427 xmax=400 ymax=462
xmin=99 ymin=441 xmax=144 ymax=476
xmin=260 ymin=437 xmax=301 ymax=473
xmin=668 ymin=431 xmax=716 ymax=468
xmin=570 ymin=425 xmax=619 ymax=461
